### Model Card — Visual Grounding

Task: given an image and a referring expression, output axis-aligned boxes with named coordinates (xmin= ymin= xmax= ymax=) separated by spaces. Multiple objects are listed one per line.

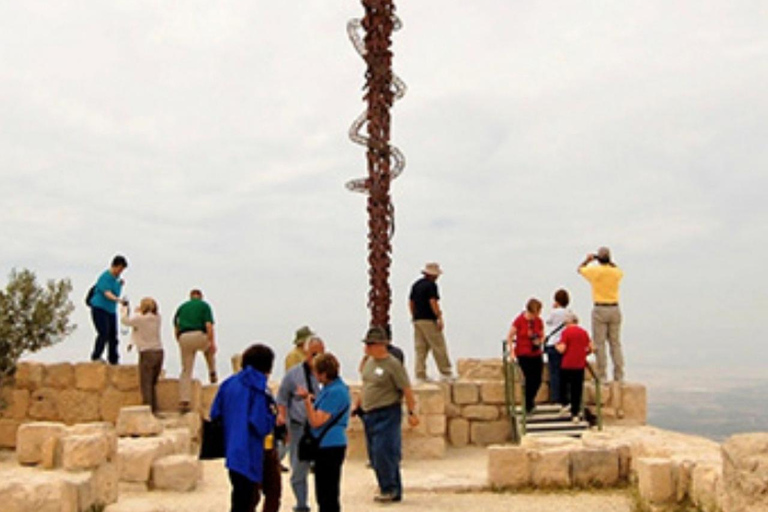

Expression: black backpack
xmin=85 ymin=285 xmax=96 ymax=307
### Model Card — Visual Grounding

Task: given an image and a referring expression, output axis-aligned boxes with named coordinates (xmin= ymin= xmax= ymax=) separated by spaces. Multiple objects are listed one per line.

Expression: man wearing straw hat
xmin=409 ymin=262 xmax=454 ymax=382
xmin=284 ymin=325 xmax=315 ymax=371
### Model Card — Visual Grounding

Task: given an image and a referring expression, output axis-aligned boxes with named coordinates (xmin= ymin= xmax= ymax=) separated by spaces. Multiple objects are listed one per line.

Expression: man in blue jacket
xmin=211 ymin=344 xmax=276 ymax=512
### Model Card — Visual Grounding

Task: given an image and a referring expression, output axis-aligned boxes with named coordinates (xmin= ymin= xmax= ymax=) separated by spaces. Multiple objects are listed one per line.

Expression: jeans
xmin=288 ymin=422 xmax=311 ymax=511
xmin=517 ymin=355 xmax=543 ymax=413
xmin=314 ymin=445 xmax=346 ymax=512
xmin=545 ymin=346 xmax=562 ymax=404
xmin=363 ymin=404 xmax=402 ymax=498
xmin=228 ymin=470 xmax=261 ymax=512
xmin=91 ymin=307 xmax=119 ymax=364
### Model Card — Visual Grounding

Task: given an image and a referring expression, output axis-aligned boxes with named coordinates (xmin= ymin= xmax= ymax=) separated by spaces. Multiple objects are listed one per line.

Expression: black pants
xmin=262 ymin=449 xmax=282 ymax=512
xmin=314 ymin=446 xmax=346 ymax=512
xmin=91 ymin=307 xmax=119 ymax=364
xmin=560 ymin=368 xmax=585 ymax=417
xmin=229 ymin=470 xmax=261 ymax=512
xmin=517 ymin=355 xmax=543 ymax=412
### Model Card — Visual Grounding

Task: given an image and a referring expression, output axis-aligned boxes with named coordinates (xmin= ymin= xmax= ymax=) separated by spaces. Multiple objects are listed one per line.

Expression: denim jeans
xmin=545 ymin=346 xmax=562 ymax=404
xmin=288 ymin=422 xmax=311 ymax=512
xmin=363 ymin=404 xmax=403 ymax=498
xmin=91 ymin=307 xmax=119 ymax=364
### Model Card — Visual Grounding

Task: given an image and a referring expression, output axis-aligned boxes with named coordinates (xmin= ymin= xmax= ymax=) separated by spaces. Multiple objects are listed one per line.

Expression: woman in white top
xmin=120 ymin=297 xmax=164 ymax=413
xmin=544 ymin=289 xmax=571 ymax=405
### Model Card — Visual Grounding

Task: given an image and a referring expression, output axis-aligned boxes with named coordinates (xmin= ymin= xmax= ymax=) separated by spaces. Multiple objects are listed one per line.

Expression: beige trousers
xmin=591 ymin=305 xmax=624 ymax=382
xmin=413 ymin=319 xmax=453 ymax=379
xmin=177 ymin=331 xmax=216 ymax=403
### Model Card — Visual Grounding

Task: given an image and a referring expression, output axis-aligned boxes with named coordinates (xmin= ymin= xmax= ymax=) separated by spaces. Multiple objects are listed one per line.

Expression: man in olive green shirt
xmin=356 ymin=326 xmax=418 ymax=503
xmin=173 ymin=289 xmax=217 ymax=411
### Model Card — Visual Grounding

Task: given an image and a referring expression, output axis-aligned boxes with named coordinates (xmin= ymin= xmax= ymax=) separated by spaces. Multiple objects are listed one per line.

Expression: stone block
xmin=487 ymin=445 xmax=529 ymax=488
xmin=61 ymin=433 xmax=110 ymax=470
xmin=403 ymin=434 xmax=445 ymax=459
xmin=162 ymin=428 xmax=192 ymax=454
xmin=156 ymin=378 xmax=202 ymax=413
xmin=16 ymin=422 xmax=68 ymax=465
xmin=158 ymin=411 xmax=202 ymax=442
xmin=0 ymin=418 xmax=22 ymax=448
xmin=470 ymin=419 xmax=511 ymax=446
xmin=620 ymin=382 xmax=646 ymax=424
xmin=452 ymin=382 xmax=479 ymax=405
xmin=0 ymin=473 xmax=79 ymax=512
xmin=92 ymin=461 xmax=120 ymax=505
xmin=151 ymin=454 xmax=201 ymax=491
xmin=691 ymin=463 xmax=723 ymax=512
xmin=100 ymin=387 xmax=143 ymax=423
xmin=60 ymin=471 xmax=96 ymax=512
xmin=583 ymin=381 xmax=611 ymax=406
xmin=425 ymin=414 xmax=446 ymax=436
xmin=201 ymin=385 xmax=219 ymax=420
xmin=462 ymin=404 xmax=500 ymax=421
xmin=445 ymin=403 xmax=461 ymax=418
xmin=479 ymin=381 xmax=506 ymax=404
xmin=28 ymin=388 xmax=60 ymax=421
xmin=722 ymin=433 xmax=768 ymax=512
xmin=57 ymin=389 xmax=101 ymax=424
xmin=637 ymin=457 xmax=676 ymax=504
xmin=14 ymin=361 xmax=45 ymax=390
xmin=417 ymin=385 xmax=445 ymax=414
xmin=43 ymin=363 xmax=74 ymax=389
xmin=581 ymin=432 xmax=632 ymax=480
xmin=74 ymin=362 xmax=109 ymax=391
xmin=448 ymin=418 xmax=469 ymax=447
xmin=116 ymin=405 xmax=163 ymax=437
xmin=110 ymin=365 xmax=140 ymax=391
xmin=40 ymin=436 xmax=61 ymax=469
xmin=118 ymin=436 xmax=175 ymax=482
xmin=529 ymin=448 xmax=572 ymax=488
xmin=570 ymin=448 xmax=620 ymax=487
xmin=1 ymin=388 xmax=29 ymax=420
xmin=457 ymin=358 xmax=504 ymax=380
xmin=69 ymin=422 xmax=118 ymax=460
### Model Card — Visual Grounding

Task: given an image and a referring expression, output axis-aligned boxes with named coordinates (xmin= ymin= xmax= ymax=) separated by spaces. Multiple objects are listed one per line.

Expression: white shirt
xmin=545 ymin=307 xmax=571 ymax=347
xmin=120 ymin=308 xmax=163 ymax=352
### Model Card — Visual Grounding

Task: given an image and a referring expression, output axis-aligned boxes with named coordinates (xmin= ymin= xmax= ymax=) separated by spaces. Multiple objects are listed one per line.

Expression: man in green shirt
xmin=173 ymin=289 xmax=217 ymax=412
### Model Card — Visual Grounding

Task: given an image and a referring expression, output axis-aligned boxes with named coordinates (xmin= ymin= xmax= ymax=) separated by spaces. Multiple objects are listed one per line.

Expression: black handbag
xmin=199 ymin=417 xmax=225 ymax=460
xmin=297 ymin=405 xmax=349 ymax=462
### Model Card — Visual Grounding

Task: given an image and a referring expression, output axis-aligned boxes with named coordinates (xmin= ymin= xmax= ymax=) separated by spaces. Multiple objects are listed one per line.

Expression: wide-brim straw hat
xmin=422 ymin=262 xmax=443 ymax=276
xmin=293 ymin=325 xmax=314 ymax=346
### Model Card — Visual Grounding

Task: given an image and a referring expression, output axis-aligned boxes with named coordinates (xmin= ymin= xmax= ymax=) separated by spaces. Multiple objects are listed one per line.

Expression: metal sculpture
xmin=347 ymin=0 xmax=406 ymax=328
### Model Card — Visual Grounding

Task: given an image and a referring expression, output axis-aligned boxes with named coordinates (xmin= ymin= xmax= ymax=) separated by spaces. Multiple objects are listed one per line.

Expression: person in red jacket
xmin=506 ymin=298 xmax=545 ymax=413
xmin=555 ymin=313 xmax=595 ymax=422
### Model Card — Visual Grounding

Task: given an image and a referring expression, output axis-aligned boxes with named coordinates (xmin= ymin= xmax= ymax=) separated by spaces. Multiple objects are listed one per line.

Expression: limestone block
xmin=28 ymin=388 xmax=61 ymax=421
xmin=620 ymin=382 xmax=647 ymax=424
xmin=100 ymin=387 xmax=143 ymax=423
xmin=69 ymin=422 xmax=118 ymax=461
xmin=637 ymin=457 xmax=676 ymax=504
xmin=43 ymin=363 xmax=74 ymax=389
xmin=40 ymin=436 xmax=61 ymax=469
xmin=201 ymin=384 xmax=219 ymax=420
xmin=529 ymin=448 xmax=572 ymax=488
xmin=522 ymin=435 xmax=581 ymax=451
xmin=470 ymin=419 xmax=511 ymax=446
xmin=57 ymin=389 xmax=101 ymax=424
xmin=487 ymin=445 xmax=529 ymax=488
xmin=452 ymin=382 xmax=479 ymax=405
xmin=0 ymin=418 xmax=22 ymax=448
xmin=14 ymin=362 xmax=45 ymax=390
xmin=92 ymin=461 xmax=120 ymax=505
xmin=1 ymin=388 xmax=30 ymax=420
xmin=60 ymin=471 xmax=95 ymax=512
xmin=16 ymin=422 xmax=68 ymax=465
xmin=456 ymin=358 xmax=503 ymax=380
xmin=403 ymin=434 xmax=445 ymax=459
xmin=118 ymin=436 xmax=175 ymax=482
xmin=156 ymin=378 xmax=202 ymax=413
xmin=151 ymin=454 xmax=201 ymax=491
xmin=448 ymin=418 xmax=469 ymax=447
xmin=480 ymin=381 xmax=506 ymax=405
xmin=425 ymin=414 xmax=446 ymax=436
xmin=691 ymin=463 xmax=723 ymax=512
xmin=74 ymin=362 xmax=109 ymax=391
xmin=110 ymin=365 xmax=140 ymax=391
xmin=445 ymin=403 xmax=461 ymax=418
xmin=158 ymin=412 xmax=202 ymax=442
xmin=583 ymin=381 xmax=611 ymax=406
xmin=417 ymin=385 xmax=445 ymax=414
xmin=581 ymin=432 xmax=632 ymax=481
xmin=162 ymin=428 xmax=192 ymax=454
xmin=116 ymin=405 xmax=163 ymax=437
xmin=461 ymin=405 xmax=500 ymax=421
xmin=570 ymin=448 xmax=620 ymax=487
xmin=61 ymin=433 xmax=110 ymax=470
xmin=0 ymin=473 xmax=79 ymax=512
xmin=722 ymin=433 xmax=768 ymax=512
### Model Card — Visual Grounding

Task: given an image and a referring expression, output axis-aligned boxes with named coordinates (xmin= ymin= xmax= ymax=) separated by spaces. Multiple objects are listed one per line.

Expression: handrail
xmin=584 ymin=362 xmax=603 ymax=431
xmin=502 ymin=340 xmax=526 ymax=443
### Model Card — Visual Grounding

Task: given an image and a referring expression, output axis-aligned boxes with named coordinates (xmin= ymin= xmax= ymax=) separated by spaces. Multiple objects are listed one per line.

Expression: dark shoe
xmin=209 ymin=372 xmax=218 ymax=384
xmin=280 ymin=463 xmax=290 ymax=473
xmin=374 ymin=492 xmax=400 ymax=503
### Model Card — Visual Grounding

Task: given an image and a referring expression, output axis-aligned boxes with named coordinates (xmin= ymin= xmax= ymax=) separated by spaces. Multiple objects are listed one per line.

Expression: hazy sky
xmin=2 ymin=1 xmax=766 ymax=382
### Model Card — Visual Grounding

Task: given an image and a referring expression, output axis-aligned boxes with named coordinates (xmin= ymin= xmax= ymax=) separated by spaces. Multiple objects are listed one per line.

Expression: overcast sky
xmin=2 ymin=1 xmax=766 ymax=385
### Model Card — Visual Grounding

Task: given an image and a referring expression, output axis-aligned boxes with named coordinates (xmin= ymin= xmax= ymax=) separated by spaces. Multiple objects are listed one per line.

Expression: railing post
xmin=502 ymin=340 xmax=520 ymax=444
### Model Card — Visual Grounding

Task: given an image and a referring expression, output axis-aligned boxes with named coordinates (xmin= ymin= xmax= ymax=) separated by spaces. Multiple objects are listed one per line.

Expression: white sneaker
xmin=572 ymin=415 xmax=582 ymax=424
xmin=439 ymin=374 xmax=456 ymax=383
xmin=558 ymin=406 xmax=571 ymax=417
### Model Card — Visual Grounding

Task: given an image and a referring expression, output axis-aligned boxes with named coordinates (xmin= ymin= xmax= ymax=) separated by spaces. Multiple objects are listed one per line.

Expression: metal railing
xmin=502 ymin=340 xmax=525 ymax=444
xmin=584 ymin=361 xmax=604 ymax=431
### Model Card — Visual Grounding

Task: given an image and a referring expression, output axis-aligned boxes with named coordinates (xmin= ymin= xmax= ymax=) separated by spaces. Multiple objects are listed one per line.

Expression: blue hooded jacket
xmin=210 ymin=366 xmax=274 ymax=483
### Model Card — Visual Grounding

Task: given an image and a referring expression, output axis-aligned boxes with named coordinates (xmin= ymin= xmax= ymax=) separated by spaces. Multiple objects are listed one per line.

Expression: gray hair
xmin=304 ymin=335 xmax=324 ymax=351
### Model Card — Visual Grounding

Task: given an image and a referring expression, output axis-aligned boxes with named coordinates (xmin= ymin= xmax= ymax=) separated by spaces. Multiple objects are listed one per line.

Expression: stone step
xmin=525 ymin=420 xmax=589 ymax=432
xmin=524 ymin=430 xmax=586 ymax=439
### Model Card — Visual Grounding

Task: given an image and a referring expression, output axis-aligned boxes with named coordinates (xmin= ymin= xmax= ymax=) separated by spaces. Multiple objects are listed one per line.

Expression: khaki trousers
xmin=177 ymin=331 xmax=216 ymax=403
xmin=413 ymin=319 xmax=453 ymax=379
xmin=591 ymin=305 xmax=624 ymax=382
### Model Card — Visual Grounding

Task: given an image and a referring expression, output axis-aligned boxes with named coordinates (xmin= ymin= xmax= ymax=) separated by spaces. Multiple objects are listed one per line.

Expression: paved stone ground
xmin=106 ymin=447 xmax=633 ymax=512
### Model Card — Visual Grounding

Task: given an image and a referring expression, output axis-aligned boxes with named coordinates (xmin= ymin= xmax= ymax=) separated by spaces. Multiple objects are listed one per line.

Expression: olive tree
xmin=0 ymin=268 xmax=75 ymax=388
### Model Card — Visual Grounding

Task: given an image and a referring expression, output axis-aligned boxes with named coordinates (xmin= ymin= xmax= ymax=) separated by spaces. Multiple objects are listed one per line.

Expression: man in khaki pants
xmin=409 ymin=262 xmax=454 ymax=382
xmin=173 ymin=289 xmax=217 ymax=412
